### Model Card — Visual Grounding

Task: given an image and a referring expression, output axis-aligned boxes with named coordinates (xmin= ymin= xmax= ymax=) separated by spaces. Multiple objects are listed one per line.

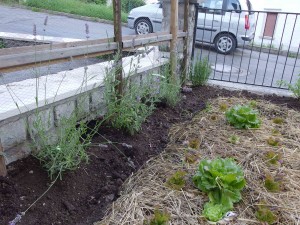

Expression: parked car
xmin=127 ymin=0 xmax=256 ymax=54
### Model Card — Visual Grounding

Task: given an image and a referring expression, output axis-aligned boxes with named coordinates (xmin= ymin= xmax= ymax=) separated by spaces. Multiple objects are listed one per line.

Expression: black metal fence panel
xmin=193 ymin=5 xmax=300 ymax=89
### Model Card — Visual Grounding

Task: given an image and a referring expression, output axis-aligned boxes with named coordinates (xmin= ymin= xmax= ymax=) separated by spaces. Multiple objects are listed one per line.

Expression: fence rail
xmin=0 ymin=31 xmax=186 ymax=73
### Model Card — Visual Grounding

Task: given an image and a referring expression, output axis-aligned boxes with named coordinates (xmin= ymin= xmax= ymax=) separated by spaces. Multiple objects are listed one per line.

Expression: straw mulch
xmin=95 ymin=97 xmax=300 ymax=225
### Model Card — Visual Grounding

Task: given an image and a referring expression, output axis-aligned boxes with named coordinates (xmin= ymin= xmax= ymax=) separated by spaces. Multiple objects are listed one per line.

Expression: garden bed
xmin=1 ymin=86 xmax=300 ymax=225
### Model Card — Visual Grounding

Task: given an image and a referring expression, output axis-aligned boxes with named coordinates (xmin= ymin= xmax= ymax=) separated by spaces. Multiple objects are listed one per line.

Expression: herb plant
xmin=190 ymin=57 xmax=211 ymax=86
xmin=225 ymin=104 xmax=261 ymax=129
xmin=193 ymin=158 xmax=246 ymax=222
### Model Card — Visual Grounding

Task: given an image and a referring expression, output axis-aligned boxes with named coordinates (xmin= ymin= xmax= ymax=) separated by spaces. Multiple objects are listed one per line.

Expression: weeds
xmin=277 ymin=74 xmax=300 ymax=99
xmin=190 ymin=57 xmax=211 ymax=86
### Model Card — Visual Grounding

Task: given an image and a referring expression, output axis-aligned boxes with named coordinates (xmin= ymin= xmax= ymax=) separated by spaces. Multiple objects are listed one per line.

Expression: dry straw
xmin=96 ymin=97 xmax=300 ymax=225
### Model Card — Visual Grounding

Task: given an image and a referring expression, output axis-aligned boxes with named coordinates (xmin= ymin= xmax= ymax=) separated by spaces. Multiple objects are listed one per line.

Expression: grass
xmin=23 ymin=0 xmax=128 ymax=23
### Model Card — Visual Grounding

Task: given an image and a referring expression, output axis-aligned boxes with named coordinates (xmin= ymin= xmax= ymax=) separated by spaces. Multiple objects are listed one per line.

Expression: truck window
xmin=199 ymin=0 xmax=224 ymax=14
xmin=227 ymin=0 xmax=242 ymax=12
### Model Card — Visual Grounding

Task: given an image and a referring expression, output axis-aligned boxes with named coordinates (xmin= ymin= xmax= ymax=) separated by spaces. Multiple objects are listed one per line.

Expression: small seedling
xmin=267 ymin=137 xmax=281 ymax=147
xmin=256 ymin=203 xmax=278 ymax=224
xmin=265 ymin=151 xmax=282 ymax=166
xmin=204 ymin=103 xmax=212 ymax=112
xmin=188 ymin=139 xmax=201 ymax=150
xmin=145 ymin=209 xmax=170 ymax=225
xmin=210 ymin=114 xmax=218 ymax=121
xmin=228 ymin=135 xmax=240 ymax=144
xmin=272 ymin=117 xmax=284 ymax=124
xmin=219 ymin=102 xmax=228 ymax=111
xmin=166 ymin=171 xmax=186 ymax=191
xmin=185 ymin=152 xmax=201 ymax=164
xmin=264 ymin=174 xmax=281 ymax=192
xmin=249 ymin=100 xmax=257 ymax=108
xmin=271 ymin=129 xmax=281 ymax=136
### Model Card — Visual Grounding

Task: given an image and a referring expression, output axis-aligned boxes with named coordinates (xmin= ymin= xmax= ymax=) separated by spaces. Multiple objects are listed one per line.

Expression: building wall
xmin=252 ymin=0 xmax=300 ymax=52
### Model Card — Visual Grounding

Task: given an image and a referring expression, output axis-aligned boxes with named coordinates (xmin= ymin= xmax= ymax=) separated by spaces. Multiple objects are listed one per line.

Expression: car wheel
xmin=214 ymin=33 xmax=237 ymax=54
xmin=135 ymin=18 xmax=153 ymax=35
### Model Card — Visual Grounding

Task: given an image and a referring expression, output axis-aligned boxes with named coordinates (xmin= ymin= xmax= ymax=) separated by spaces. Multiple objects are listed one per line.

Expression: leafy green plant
xmin=277 ymin=74 xmax=300 ymax=99
xmin=256 ymin=203 xmax=278 ymax=224
xmin=145 ymin=209 xmax=170 ymax=225
xmin=190 ymin=57 xmax=211 ymax=86
xmin=228 ymin=135 xmax=240 ymax=144
xmin=166 ymin=171 xmax=187 ymax=190
xmin=193 ymin=158 xmax=246 ymax=222
xmin=225 ymin=104 xmax=261 ymax=129
xmin=264 ymin=174 xmax=281 ymax=192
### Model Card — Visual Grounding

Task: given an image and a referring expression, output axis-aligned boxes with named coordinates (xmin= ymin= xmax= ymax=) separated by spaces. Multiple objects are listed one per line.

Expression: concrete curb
xmin=243 ymin=45 xmax=300 ymax=59
xmin=3 ymin=4 xmax=128 ymax=27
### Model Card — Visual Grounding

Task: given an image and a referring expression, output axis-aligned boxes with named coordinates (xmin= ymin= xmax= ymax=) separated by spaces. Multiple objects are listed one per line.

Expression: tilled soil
xmin=1 ymin=86 xmax=299 ymax=225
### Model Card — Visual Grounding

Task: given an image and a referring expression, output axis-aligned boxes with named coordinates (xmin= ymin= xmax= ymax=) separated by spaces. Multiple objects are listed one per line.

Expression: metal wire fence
xmin=193 ymin=7 xmax=300 ymax=89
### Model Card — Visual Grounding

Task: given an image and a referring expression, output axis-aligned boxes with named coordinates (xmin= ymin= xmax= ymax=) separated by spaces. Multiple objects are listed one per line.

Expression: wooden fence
xmin=0 ymin=31 xmax=186 ymax=73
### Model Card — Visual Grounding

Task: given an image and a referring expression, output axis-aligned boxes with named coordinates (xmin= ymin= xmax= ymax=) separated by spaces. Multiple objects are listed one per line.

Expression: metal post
xmin=113 ymin=0 xmax=123 ymax=97
xmin=191 ymin=3 xmax=199 ymax=60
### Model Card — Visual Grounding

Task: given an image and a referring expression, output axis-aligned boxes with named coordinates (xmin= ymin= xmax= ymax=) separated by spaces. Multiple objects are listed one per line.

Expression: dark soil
xmin=1 ymin=86 xmax=299 ymax=225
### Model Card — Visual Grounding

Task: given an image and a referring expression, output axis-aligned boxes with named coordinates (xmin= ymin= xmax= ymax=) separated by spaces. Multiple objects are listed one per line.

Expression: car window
xmin=199 ymin=0 xmax=224 ymax=14
xmin=227 ymin=0 xmax=242 ymax=12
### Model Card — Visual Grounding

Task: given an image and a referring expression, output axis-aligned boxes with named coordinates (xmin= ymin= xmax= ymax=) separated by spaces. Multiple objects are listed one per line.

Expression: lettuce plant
xmin=225 ymin=104 xmax=261 ymax=129
xmin=193 ymin=158 xmax=246 ymax=222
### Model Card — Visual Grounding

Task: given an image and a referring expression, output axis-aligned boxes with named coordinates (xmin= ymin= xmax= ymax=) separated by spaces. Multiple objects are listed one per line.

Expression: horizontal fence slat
xmin=0 ymin=32 xmax=187 ymax=72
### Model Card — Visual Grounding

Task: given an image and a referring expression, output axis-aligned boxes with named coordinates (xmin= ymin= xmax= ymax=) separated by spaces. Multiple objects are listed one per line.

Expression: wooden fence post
xmin=113 ymin=0 xmax=123 ymax=97
xmin=170 ymin=0 xmax=179 ymax=84
xmin=182 ymin=0 xmax=190 ymax=84
xmin=0 ymin=142 xmax=7 ymax=177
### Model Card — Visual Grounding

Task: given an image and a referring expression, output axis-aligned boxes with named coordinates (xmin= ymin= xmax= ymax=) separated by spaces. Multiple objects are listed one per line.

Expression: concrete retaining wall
xmin=0 ymin=48 xmax=168 ymax=165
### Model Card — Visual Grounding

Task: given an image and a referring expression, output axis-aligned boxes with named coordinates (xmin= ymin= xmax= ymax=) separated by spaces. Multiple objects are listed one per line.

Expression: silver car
xmin=128 ymin=0 xmax=256 ymax=54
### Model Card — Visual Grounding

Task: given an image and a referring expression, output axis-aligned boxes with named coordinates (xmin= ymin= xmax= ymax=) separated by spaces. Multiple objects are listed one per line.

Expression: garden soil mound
xmin=97 ymin=97 xmax=300 ymax=225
